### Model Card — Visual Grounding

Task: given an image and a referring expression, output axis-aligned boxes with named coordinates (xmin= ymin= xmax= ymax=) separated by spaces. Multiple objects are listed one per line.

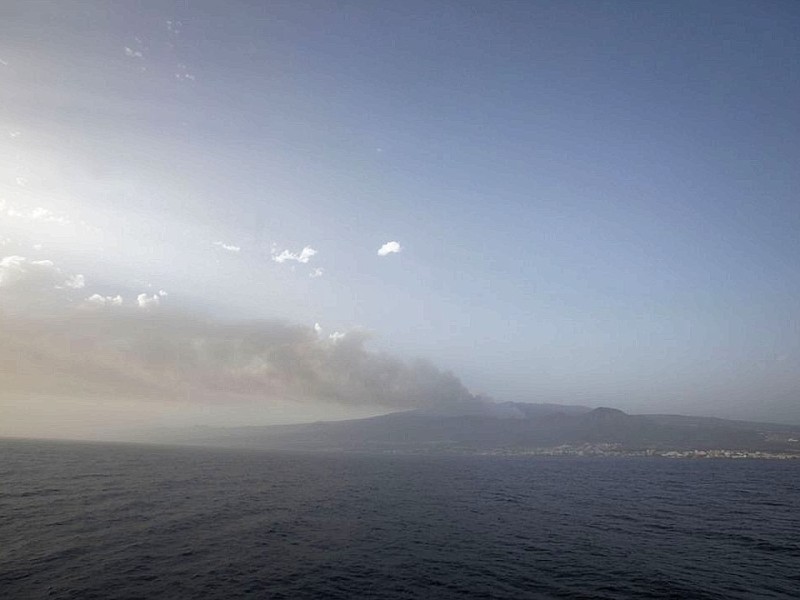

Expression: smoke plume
xmin=0 ymin=310 xmax=476 ymax=410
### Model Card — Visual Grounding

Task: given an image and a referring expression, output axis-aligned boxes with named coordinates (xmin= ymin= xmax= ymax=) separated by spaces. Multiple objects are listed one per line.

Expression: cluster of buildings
xmin=480 ymin=444 xmax=799 ymax=460
xmin=655 ymin=449 xmax=798 ymax=460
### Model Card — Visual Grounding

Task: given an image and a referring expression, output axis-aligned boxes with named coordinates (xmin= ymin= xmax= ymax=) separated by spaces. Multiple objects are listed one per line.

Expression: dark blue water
xmin=1 ymin=439 xmax=799 ymax=599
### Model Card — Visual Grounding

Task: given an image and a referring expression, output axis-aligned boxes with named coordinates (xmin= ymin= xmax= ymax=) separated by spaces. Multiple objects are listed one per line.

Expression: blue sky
xmin=2 ymin=1 xmax=800 ymax=434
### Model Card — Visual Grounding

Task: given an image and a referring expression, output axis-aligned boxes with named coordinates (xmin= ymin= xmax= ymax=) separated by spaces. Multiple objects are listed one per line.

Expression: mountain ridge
xmin=151 ymin=402 xmax=800 ymax=455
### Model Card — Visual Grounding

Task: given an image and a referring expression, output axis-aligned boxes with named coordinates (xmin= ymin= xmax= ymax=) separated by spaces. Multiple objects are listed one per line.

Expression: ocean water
xmin=1 ymin=439 xmax=798 ymax=599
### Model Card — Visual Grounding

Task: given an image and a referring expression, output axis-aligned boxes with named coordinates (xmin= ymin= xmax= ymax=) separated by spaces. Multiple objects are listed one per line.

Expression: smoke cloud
xmin=0 ymin=309 xmax=476 ymax=411
xmin=1 ymin=253 xmax=479 ymax=439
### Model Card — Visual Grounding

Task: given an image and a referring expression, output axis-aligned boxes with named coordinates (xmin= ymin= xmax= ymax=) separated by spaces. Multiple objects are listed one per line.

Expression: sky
xmin=2 ymin=1 xmax=800 ymax=439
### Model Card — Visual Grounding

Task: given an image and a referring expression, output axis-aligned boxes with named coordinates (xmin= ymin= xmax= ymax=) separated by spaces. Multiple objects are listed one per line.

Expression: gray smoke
xmin=0 ymin=309 xmax=477 ymax=410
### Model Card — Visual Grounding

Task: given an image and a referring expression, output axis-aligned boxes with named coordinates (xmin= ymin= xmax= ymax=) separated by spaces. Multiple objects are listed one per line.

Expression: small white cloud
xmin=272 ymin=246 xmax=317 ymax=264
xmin=9 ymin=130 xmax=21 ymax=138
xmin=85 ymin=294 xmax=123 ymax=307
xmin=63 ymin=274 xmax=85 ymax=290
xmin=378 ymin=241 xmax=402 ymax=256
xmin=213 ymin=241 xmax=241 ymax=253
xmin=329 ymin=331 xmax=346 ymax=342
xmin=158 ymin=289 xmax=168 ymax=297
xmin=137 ymin=293 xmax=161 ymax=309
xmin=0 ymin=58 xmax=8 ymax=67
xmin=3 ymin=204 xmax=86 ymax=229
xmin=79 ymin=219 xmax=100 ymax=233
xmin=314 ymin=322 xmax=323 ymax=335
xmin=124 ymin=47 xmax=143 ymax=59
xmin=309 ymin=267 xmax=324 ymax=278
xmin=175 ymin=63 xmax=195 ymax=81
xmin=28 ymin=207 xmax=71 ymax=225
xmin=32 ymin=244 xmax=42 ymax=250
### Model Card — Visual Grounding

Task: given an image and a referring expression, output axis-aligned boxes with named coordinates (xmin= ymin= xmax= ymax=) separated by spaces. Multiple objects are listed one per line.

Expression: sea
xmin=1 ymin=439 xmax=798 ymax=599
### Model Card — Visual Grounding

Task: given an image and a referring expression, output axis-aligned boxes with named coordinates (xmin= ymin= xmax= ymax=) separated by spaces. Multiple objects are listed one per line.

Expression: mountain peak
xmin=586 ymin=407 xmax=629 ymax=419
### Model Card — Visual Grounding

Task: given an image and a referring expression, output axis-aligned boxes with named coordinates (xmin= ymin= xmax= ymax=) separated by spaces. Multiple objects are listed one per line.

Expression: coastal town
xmin=480 ymin=443 xmax=800 ymax=460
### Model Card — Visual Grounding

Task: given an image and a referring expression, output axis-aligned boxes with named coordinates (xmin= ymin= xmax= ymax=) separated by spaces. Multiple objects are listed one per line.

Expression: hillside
xmin=157 ymin=403 xmax=800 ymax=455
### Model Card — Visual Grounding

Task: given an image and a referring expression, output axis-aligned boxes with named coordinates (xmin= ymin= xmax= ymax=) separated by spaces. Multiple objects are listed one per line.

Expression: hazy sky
xmin=2 ymin=1 xmax=800 ymax=438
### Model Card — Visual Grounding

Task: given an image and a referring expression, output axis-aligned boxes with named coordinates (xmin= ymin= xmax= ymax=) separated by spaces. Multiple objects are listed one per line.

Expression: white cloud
xmin=64 ymin=274 xmax=85 ymax=289
xmin=0 ymin=256 xmax=49 ymax=288
xmin=0 ymin=58 xmax=8 ymax=67
xmin=158 ymin=289 xmax=168 ymax=297
xmin=309 ymin=267 xmax=324 ymax=278
xmin=8 ymin=130 xmax=20 ymax=138
xmin=137 ymin=293 xmax=161 ymax=309
xmin=175 ymin=63 xmax=195 ymax=81
xmin=2 ymin=203 xmax=99 ymax=233
xmin=0 ymin=255 xmax=81 ymax=290
xmin=213 ymin=241 xmax=241 ymax=253
xmin=85 ymin=294 xmax=123 ymax=307
xmin=272 ymin=246 xmax=317 ymax=264
xmin=314 ymin=322 xmax=323 ymax=335
xmin=124 ymin=47 xmax=143 ymax=59
xmin=5 ymin=205 xmax=72 ymax=225
xmin=329 ymin=331 xmax=346 ymax=342
xmin=378 ymin=241 xmax=402 ymax=256
xmin=30 ymin=207 xmax=51 ymax=220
